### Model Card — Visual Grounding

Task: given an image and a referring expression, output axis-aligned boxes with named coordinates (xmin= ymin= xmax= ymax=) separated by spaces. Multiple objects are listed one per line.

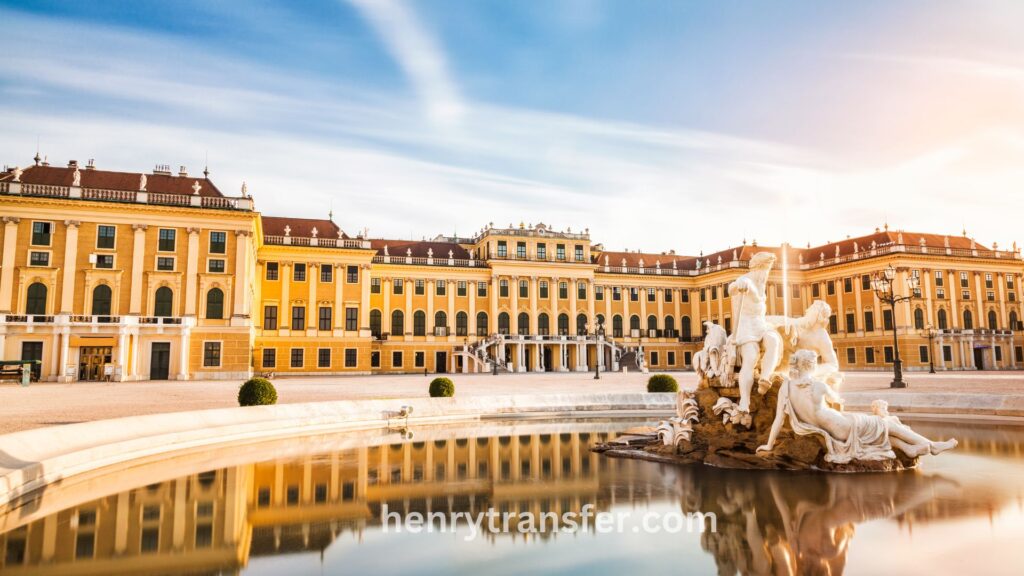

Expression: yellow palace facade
xmin=2 ymin=158 xmax=1023 ymax=382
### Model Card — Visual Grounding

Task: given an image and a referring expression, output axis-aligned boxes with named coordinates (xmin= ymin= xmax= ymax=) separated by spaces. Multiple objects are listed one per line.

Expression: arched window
xmin=595 ymin=313 xmax=605 ymax=329
xmin=963 ymin=309 xmax=973 ymax=330
xmin=937 ymin=308 xmax=948 ymax=330
xmin=629 ymin=315 xmax=640 ymax=334
xmin=92 ymin=284 xmax=112 ymax=317
xmin=612 ymin=315 xmax=623 ymax=337
xmin=1010 ymin=310 xmax=1019 ymax=331
xmin=557 ymin=313 xmax=569 ymax=335
xmin=538 ymin=313 xmax=550 ymax=335
xmin=413 ymin=310 xmax=426 ymax=336
xmin=664 ymin=316 xmax=675 ymax=334
xmin=476 ymin=312 xmax=488 ymax=336
xmin=647 ymin=315 xmax=658 ymax=331
xmin=455 ymin=311 xmax=468 ymax=336
xmin=391 ymin=310 xmax=404 ymax=335
xmin=154 ymin=286 xmax=173 ymax=317
xmin=988 ymin=310 xmax=998 ymax=330
xmin=681 ymin=316 xmax=692 ymax=339
xmin=370 ymin=309 xmax=382 ymax=338
xmin=25 ymin=282 xmax=47 ymax=315
xmin=206 ymin=288 xmax=224 ymax=319
xmin=435 ymin=310 xmax=447 ymax=331
xmin=517 ymin=312 xmax=530 ymax=335
xmin=498 ymin=312 xmax=510 ymax=335
xmin=913 ymin=307 xmax=924 ymax=330
xmin=576 ymin=313 xmax=587 ymax=335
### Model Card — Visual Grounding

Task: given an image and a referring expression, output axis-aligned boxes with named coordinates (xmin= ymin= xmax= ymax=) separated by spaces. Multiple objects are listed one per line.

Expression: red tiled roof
xmin=261 ymin=216 xmax=344 ymax=239
xmin=1 ymin=164 xmax=224 ymax=197
xmin=799 ymin=230 xmax=994 ymax=258
xmin=595 ymin=250 xmax=690 ymax=269
xmin=370 ymin=239 xmax=473 ymax=259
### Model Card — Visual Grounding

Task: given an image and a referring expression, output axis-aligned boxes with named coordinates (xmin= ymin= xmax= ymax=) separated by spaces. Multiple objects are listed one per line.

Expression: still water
xmin=0 ymin=418 xmax=1022 ymax=575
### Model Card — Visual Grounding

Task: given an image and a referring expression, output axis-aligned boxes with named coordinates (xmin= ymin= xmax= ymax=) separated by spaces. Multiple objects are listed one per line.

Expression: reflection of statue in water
xmin=678 ymin=465 xmax=958 ymax=576
xmin=759 ymin=350 xmax=958 ymax=463
xmin=727 ymin=252 xmax=784 ymax=413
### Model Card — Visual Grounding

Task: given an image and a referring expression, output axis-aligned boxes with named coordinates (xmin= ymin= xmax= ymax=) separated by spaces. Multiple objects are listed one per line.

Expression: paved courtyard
xmin=1 ymin=370 xmax=1024 ymax=434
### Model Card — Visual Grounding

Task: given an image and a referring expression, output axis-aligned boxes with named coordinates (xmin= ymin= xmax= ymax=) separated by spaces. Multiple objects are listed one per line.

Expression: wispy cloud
xmin=345 ymin=0 xmax=465 ymax=124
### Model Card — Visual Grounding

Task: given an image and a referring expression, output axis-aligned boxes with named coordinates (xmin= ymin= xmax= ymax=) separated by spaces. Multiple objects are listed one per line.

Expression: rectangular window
xmin=664 ymin=289 xmax=673 ymax=302
xmin=263 ymin=306 xmax=278 ymax=329
xmin=321 ymin=265 xmax=333 ymax=283
xmin=595 ymin=285 xmax=604 ymax=300
xmin=209 ymin=231 xmax=226 ymax=254
xmin=346 ymin=265 xmax=358 ymax=283
xmin=1015 ymin=346 xmax=1023 ymax=363
xmin=812 ymin=284 xmax=820 ymax=298
xmin=157 ymin=256 xmax=175 ymax=270
xmin=293 ymin=263 xmax=306 ymax=281
xmin=158 ymin=228 xmax=176 ymax=251
xmin=944 ymin=345 xmax=953 ymax=362
xmin=650 ymin=351 xmax=659 ymax=366
xmin=537 ymin=243 xmax=546 ymax=259
xmin=846 ymin=348 xmax=856 ymax=364
xmin=559 ymin=282 xmax=568 ymax=299
xmin=843 ymin=277 xmax=852 ymax=293
xmin=827 ymin=280 xmax=835 ymax=295
xmin=517 ymin=241 xmax=526 ymax=259
xmin=539 ymin=281 xmax=548 ymax=299
xmin=457 ymin=281 xmax=467 ymax=296
xmin=519 ymin=279 xmax=529 ymax=298
xmin=985 ymin=273 xmax=993 ymax=288
xmin=436 ymin=281 xmax=446 ymax=296
xmin=497 ymin=241 xmax=507 ymax=257
xmin=95 ymin=254 xmax=114 ymax=268
xmin=415 ymin=279 xmax=425 ymax=295
xmin=919 ymin=345 xmax=929 ymax=363
xmin=29 ymin=251 xmax=50 ymax=267
xmin=262 ymin=348 xmax=276 ymax=368
xmin=960 ymin=272 xmax=969 ymax=288
xmin=711 ymin=286 xmax=717 ymax=300
xmin=1007 ymin=275 xmax=1014 ymax=289
xmin=415 ymin=351 xmax=425 ymax=367
xmin=647 ymin=288 xmax=656 ymax=302
xmin=883 ymin=346 xmax=894 ymax=363
xmin=203 ymin=342 xmax=221 ymax=367
xmin=371 ymin=277 xmax=381 ymax=293
xmin=31 ymin=221 xmax=52 ymax=246
xmin=682 ymin=289 xmax=689 ymax=303
xmin=556 ymin=244 xmax=566 ymax=260
xmin=700 ymin=288 xmax=706 ymax=302
xmin=477 ymin=282 xmax=487 ymax=297
xmin=345 ymin=349 xmax=357 ymax=367
xmin=935 ymin=270 xmax=944 ymax=286
xmin=828 ymin=314 xmax=838 ymax=334
xmin=864 ymin=311 xmax=875 ymax=332
xmin=987 ymin=291 xmax=995 ymax=302
xmin=97 ymin=225 xmax=116 ymax=249
xmin=207 ymin=259 xmax=225 ymax=273
xmin=667 ymin=351 xmax=676 ymax=366
xmin=393 ymin=278 xmax=404 ymax=294
xmin=937 ymin=288 xmax=946 ymax=299
xmin=392 ymin=351 xmax=404 ymax=368
xmin=861 ymin=275 xmax=871 ymax=290
xmin=292 ymin=306 xmax=305 ymax=330
xmin=575 ymin=245 xmax=584 ymax=261
xmin=318 ymin=348 xmax=331 ymax=368
xmin=613 ymin=287 xmax=621 ymax=301
xmin=371 ymin=351 xmax=380 ymax=368
xmin=883 ymin=309 xmax=893 ymax=331
xmin=962 ymin=290 xmax=970 ymax=300
xmin=845 ymin=312 xmax=855 ymax=332
xmin=630 ymin=287 xmax=639 ymax=301
xmin=318 ymin=306 xmax=332 ymax=331
xmin=578 ymin=282 xmax=587 ymax=300
xmin=290 ymin=348 xmax=304 ymax=368
xmin=345 ymin=307 xmax=358 ymax=331
xmin=995 ymin=346 xmax=1003 ymax=362
xmin=865 ymin=348 xmax=875 ymax=363
xmin=792 ymin=284 xmax=800 ymax=298
xmin=266 ymin=262 xmax=279 ymax=280
xmin=500 ymin=280 xmax=509 ymax=298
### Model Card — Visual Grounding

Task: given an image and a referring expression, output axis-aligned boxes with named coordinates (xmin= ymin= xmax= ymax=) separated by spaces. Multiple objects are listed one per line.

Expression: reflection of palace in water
xmin=0 ymin=424 xmax=1020 ymax=575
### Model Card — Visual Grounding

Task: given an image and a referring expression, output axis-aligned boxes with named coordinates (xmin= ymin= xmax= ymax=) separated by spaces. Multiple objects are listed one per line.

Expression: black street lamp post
xmin=925 ymin=324 xmax=937 ymax=374
xmin=594 ymin=320 xmax=605 ymax=380
xmin=872 ymin=264 xmax=921 ymax=388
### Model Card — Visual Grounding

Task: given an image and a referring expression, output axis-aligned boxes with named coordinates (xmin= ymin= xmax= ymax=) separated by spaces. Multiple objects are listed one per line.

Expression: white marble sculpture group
xmin=677 ymin=251 xmax=957 ymax=465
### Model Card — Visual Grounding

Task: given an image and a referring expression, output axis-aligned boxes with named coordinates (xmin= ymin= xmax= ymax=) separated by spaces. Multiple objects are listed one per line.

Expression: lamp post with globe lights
xmin=872 ymin=264 xmax=920 ymax=388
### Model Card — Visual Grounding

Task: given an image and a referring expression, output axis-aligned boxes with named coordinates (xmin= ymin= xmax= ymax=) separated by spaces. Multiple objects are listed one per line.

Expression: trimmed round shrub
xmin=647 ymin=374 xmax=679 ymax=393
xmin=238 ymin=377 xmax=278 ymax=406
xmin=429 ymin=377 xmax=455 ymax=398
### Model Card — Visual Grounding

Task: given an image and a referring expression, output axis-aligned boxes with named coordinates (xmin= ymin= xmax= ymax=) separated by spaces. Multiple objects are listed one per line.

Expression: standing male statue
xmin=727 ymin=251 xmax=783 ymax=413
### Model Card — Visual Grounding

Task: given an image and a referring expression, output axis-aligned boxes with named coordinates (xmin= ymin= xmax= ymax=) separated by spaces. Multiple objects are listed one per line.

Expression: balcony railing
xmin=371 ymin=254 xmax=478 ymax=267
xmin=2 ymin=181 xmax=253 ymax=210
xmin=265 ymin=235 xmax=373 ymax=250
xmin=800 ymin=242 xmax=1021 ymax=270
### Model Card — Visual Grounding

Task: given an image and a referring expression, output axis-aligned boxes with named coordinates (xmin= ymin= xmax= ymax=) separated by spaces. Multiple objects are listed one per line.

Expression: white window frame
xmin=30 ymin=220 xmax=53 ymax=247
xmin=206 ymin=257 xmax=227 ymax=274
xmin=157 ymin=228 xmax=177 ymax=252
xmin=317 ymin=347 xmax=332 ymax=369
xmin=94 ymin=253 xmax=116 ymax=270
xmin=202 ymin=340 xmax=223 ymax=368
xmin=28 ymin=249 xmax=52 ymax=267
xmin=95 ymin=224 xmax=118 ymax=250
xmin=208 ymin=230 xmax=228 ymax=255
xmin=155 ymin=255 xmax=177 ymax=272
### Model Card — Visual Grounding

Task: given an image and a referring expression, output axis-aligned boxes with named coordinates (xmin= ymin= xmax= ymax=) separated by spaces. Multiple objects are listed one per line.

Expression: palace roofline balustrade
xmin=1 ymin=181 xmax=254 ymax=211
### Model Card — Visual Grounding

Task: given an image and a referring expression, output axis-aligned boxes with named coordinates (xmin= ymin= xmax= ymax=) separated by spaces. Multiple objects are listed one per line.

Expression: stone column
xmin=923 ymin=269 xmax=934 ymax=326
xmin=58 ymin=328 xmax=71 ymax=382
xmin=280 ymin=263 xmax=291 ymax=329
xmin=129 ymin=224 xmax=147 ymax=314
xmin=639 ymin=286 xmax=648 ymax=335
xmin=509 ymin=276 xmax=519 ymax=334
xmin=949 ymin=271 xmax=959 ymax=328
xmin=569 ymin=278 xmax=578 ymax=334
xmin=0 ymin=217 xmax=20 ymax=313
xmin=468 ymin=283 xmax=477 ymax=337
xmin=382 ymin=277 xmax=392 ymax=333
xmin=426 ymin=280 xmax=435 ymax=336
xmin=360 ymin=264 xmax=371 ymax=335
xmin=60 ymin=220 xmax=80 ymax=314
xmin=490 ymin=276 xmax=499 ymax=332
xmin=334 ymin=265 xmax=345 ymax=331
xmin=975 ymin=273 xmax=985 ymax=327
xmin=529 ymin=276 xmax=539 ymax=334
xmin=115 ymin=328 xmax=128 ymax=381
xmin=656 ymin=288 xmax=665 ymax=333
xmin=184 ymin=227 xmax=201 ymax=316
xmin=587 ymin=280 xmax=596 ymax=327
xmin=308 ymin=263 xmax=318 ymax=335
xmin=447 ymin=280 xmax=455 ymax=337
xmin=998 ymin=273 xmax=1007 ymax=328
xmin=405 ymin=278 xmax=413 ymax=333
xmin=232 ymin=230 xmax=251 ymax=321
xmin=177 ymin=325 xmax=191 ymax=380
xmin=516 ymin=342 xmax=525 ymax=372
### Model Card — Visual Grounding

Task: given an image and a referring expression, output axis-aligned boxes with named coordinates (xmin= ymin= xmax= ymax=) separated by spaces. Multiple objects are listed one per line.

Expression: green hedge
xmin=238 ymin=377 xmax=278 ymax=406
xmin=647 ymin=374 xmax=679 ymax=393
xmin=429 ymin=377 xmax=455 ymax=397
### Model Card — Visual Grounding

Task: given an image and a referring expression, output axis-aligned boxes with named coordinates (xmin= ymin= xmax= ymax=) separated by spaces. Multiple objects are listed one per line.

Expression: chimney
xmin=178 ymin=165 xmax=188 ymax=177
xmin=68 ymin=160 xmax=78 ymax=168
xmin=86 ymin=159 xmax=95 ymax=170
xmin=153 ymin=164 xmax=172 ymax=175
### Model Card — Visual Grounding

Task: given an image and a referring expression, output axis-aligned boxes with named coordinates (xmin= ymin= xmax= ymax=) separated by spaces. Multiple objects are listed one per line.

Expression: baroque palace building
xmin=2 ymin=158 xmax=1023 ymax=382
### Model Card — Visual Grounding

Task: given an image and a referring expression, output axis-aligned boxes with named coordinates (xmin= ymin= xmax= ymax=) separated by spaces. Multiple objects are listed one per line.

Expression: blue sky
xmin=2 ymin=1 xmax=1023 ymax=252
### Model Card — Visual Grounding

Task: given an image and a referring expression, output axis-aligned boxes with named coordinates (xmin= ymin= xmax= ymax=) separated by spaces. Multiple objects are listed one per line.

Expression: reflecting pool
xmin=0 ymin=418 xmax=1021 ymax=575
